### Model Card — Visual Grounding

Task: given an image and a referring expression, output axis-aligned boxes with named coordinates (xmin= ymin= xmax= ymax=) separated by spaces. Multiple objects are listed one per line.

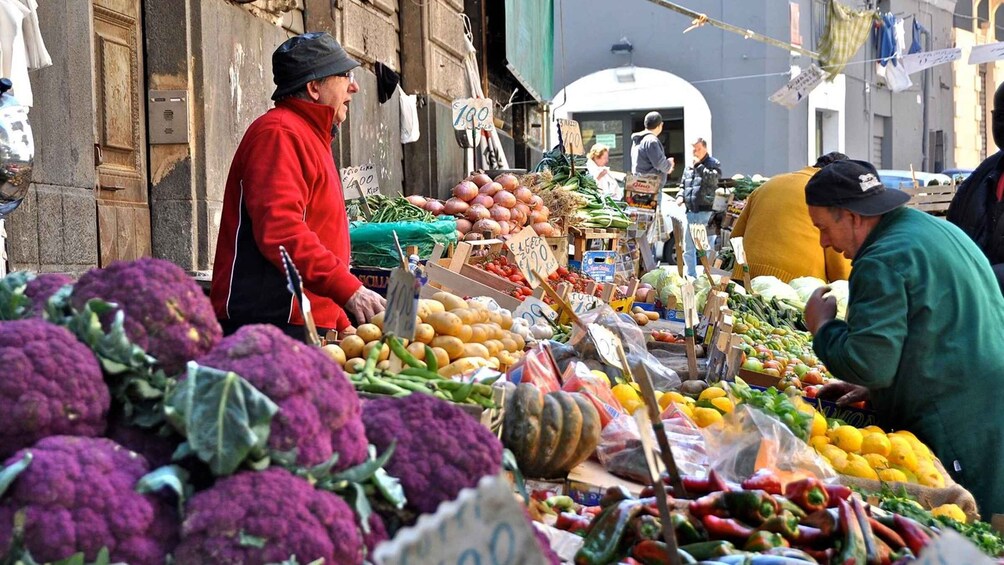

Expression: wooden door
xmin=92 ymin=0 xmax=151 ymax=265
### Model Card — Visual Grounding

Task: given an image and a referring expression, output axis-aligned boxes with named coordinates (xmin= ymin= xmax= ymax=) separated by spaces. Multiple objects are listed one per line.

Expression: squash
xmin=502 ymin=383 xmax=603 ymax=479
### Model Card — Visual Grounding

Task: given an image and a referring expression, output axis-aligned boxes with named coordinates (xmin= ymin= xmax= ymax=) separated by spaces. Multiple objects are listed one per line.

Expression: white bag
xmin=398 ymin=85 xmax=420 ymax=144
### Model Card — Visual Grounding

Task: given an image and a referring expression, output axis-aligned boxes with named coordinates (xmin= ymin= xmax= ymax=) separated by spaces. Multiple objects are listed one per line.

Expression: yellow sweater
xmin=730 ymin=167 xmax=852 ymax=283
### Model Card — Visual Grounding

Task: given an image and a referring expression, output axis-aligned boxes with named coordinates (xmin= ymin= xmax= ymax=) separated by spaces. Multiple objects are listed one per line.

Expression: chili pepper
xmin=873 ymin=536 xmax=894 ymax=565
xmin=850 ymin=497 xmax=879 ymax=564
xmin=744 ymin=531 xmax=789 ymax=552
xmin=799 ymin=509 xmax=838 ymax=537
xmin=824 ymin=484 xmax=853 ymax=507
xmin=574 ymin=499 xmax=646 ymax=565
xmin=630 ymin=514 xmax=662 ymax=541
xmin=678 ymin=540 xmax=738 ymax=560
xmin=631 ymin=541 xmax=700 ymax=565
xmin=891 ymin=514 xmax=932 ymax=557
xmin=689 ymin=491 xmax=729 ymax=519
xmin=741 ymin=470 xmax=783 ymax=495
xmin=556 ymin=512 xmax=592 ymax=535
xmin=793 ymin=525 xmax=830 ymax=547
xmin=701 ymin=515 xmax=755 ymax=542
xmin=799 ymin=547 xmax=835 ymax=562
xmin=682 ymin=469 xmax=730 ymax=496
xmin=599 ymin=485 xmax=633 ymax=509
xmin=835 ymin=498 xmax=867 ymax=565
xmin=783 ymin=478 xmax=829 ymax=514
xmin=868 ymin=517 xmax=906 ymax=551
xmin=771 ymin=496 xmax=807 ymax=520
xmin=672 ymin=511 xmax=707 ymax=545
xmin=758 ymin=510 xmax=800 ymax=541
xmin=762 ymin=546 xmax=822 ymax=561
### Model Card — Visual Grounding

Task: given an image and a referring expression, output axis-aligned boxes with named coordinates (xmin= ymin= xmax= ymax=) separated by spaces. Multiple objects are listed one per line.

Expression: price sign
xmin=588 ymin=323 xmax=624 ymax=370
xmin=568 ymin=292 xmax=603 ymax=315
xmin=689 ymin=224 xmax=710 ymax=252
xmin=768 ymin=64 xmax=825 ymax=109
xmin=556 ymin=118 xmax=584 ymax=155
xmin=372 ymin=475 xmax=548 ymax=565
xmin=341 ymin=163 xmax=380 ymax=200
xmin=968 ymin=41 xmax=1004 ymax=65
xmin=682 ymin=281 xmax=696 ymax=327
xmin=468 ymin=296 xmax=502 ymax=312
xmin=514 ymin=296 xmax=558 ymax=326
xmin=452 ymin=98 xmax=494 ymax=131
xmin=504 ymin=227 xmax=559 ymax=288
xmin=902 ymin=47 xmax=961 ymax=75
xmin=730 ymin=236 xmax=747 ymax=265
xmin=384 ymin=267 xmax=418 ymax=341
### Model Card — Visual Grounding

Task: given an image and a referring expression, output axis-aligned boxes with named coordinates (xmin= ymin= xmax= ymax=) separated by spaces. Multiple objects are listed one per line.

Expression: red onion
xmin=480 ymin=182 xmax=503 ymax=196
xmin=470 ymin=173 xmax=493 ymax=187
xmin=471 ymin=194 xmax=495 ymax=208
xmin=455 ymin=218 xmax=473 ymax=234
xmin=465 ymin=204 xmax=491 ymax=222
xmin=514 ymin=186 xmax=533 ymax=204
xmin=495 ymin=173 xmax=519 ymax=192
xmin=489 ymin=205 xmax=511 ymax=223
xmin=443 ymin=197 xmax=470 ymax=216
xmin=464 ymin=232 xmax=484 ymax=241
xmin=406 ymin=194 xmax=428 ymax=208
xmin=424 ymin=200 xmax=445 ymax=215
xmin=529 ymin=195 xmax=544 ymax=210
xmin=453 ymin=181 xmax=479 ymax=202
xmin=472 ymin=218 xmax=502 ymax=237
xmin=494 ymin=190 xmax=517 ymax=208
xmin=510 ymin=207 xmax=527 ymax=226
xmin=498 ymin=221 xmax=512 ymax=235
xmin=538 ymin=204 xmax=550 ymax=217
xmin=529 ymin=210 xmax=549 ymax=224
xmin=532 ymin=222 xmax=553 ymax=236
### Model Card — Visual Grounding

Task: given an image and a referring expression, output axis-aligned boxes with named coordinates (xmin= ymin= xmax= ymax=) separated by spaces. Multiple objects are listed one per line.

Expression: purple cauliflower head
xmin=0 ymin=319 xmax=109 ymax=459
xmin=362 ymin=393 xmax=504 ymax=515
xmin=196 ymin=324 xmax=367 ymax=469
xmin=174 ymin=467 xmax=362 ymax=565
xmin=361 ymin=511 xmax=388 ymax=557
xmin=0 ymin=436 xmax=179 ymax=564
xmin=70 ymin=257 xmax=221 ymax=375
xmin=23 ymin=272 xmax=72 ymax=316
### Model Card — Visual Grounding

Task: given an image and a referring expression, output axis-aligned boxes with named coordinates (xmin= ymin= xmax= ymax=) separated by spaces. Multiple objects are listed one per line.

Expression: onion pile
xmin=418 ymin=172 xmax=559 ymax=239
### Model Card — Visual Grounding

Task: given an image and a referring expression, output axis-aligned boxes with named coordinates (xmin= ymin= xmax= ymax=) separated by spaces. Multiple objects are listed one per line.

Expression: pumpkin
xmin=502 ymin=383 xmax=602 ymax=479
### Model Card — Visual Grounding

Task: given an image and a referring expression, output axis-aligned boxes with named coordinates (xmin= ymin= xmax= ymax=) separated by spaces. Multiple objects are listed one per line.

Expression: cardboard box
xmin=571 ymin=250 xmax=616 ymax=283
xmin=350 ymin=266 xmax=393 ymax=296
xmin=565 ymin=460 xmax=644 ymax=506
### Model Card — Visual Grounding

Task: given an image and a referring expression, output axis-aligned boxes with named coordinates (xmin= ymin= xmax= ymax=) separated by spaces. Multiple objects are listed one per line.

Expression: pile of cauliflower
xmin=0 ymin=258 xmax=549 ymax=565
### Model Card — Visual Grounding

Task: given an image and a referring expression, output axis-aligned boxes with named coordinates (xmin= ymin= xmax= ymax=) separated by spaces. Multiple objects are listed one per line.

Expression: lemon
xmin=810 ymin=436 xmax=830 ymax=450
xmin=820 ymin=445 xmax=849 ymax=472
xmin=665 ymin=391 xmax=688 ymax=405
xmin=887 ymin=437 xmax=919 ymax=473
xmin=677 ymin=403 xmax=694 ymax=419
xmin=863 ymin=453 xmax=890 ymax=470
xmin=892 ymin=465 xmax=919 ymax=484
xmin=931 ymin=504 xmax=967 ymax=524
xmin=861 ymin=433 xmax=892 ymax=457
xmin=612 ymin=384 xmax=641 ymax=409
xmin=878 ymin=468 xmax=908 ymax=483
xmin=591 ymin=370 xmax=611 ymax=386
xmin=710 ymin=397 xmax=735 ymax=414
xmin=916 ymin=463 xmax=946 ymax=489
xmin=630 ymin=382 xmax=642 ymax=393
xmin=843 ymin=458 xmax=879 ymax=480
xmin=828 ymin=425 xmax=864 ymax=453
xmin=622 ymin=398 xmax=644 ymax=415
xmin=811 ymin=412 xmax=828 ymax=437
xmin=693 ymin=407 xmax=725 ymax=428
xmin=699 ymin=387 xmax=727 ymax=401
xmin=862 ymin=425 xmax=885 ymax=435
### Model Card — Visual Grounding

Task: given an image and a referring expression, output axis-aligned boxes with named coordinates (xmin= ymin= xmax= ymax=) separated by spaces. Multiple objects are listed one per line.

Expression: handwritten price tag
xmin=682 ymin=281 xmax=696 ymax=327
xmin=588 ymin=323 xmax=624 ymax=370
xmin=569 ymin=292 xmax=603 ymax=315
xmin=514 ymin=296 xmax=558 ymax=326
xmin=730 ymin=236 xmax=747 ymax=265
xmin=341 ymin=163 xmax=380 ymax=200
xmin=690 ymin=224 xmax=710 ymax=252
xmin=902 ymin=47 xmax=961 ymax=75
xmin=505 ymin=227 xmax=559 ymax=288
xmin=968 ymin=41 xmax=1004 ymax=65
xmin=384 ymin=267 xmax=418 ymax=341
xmin=768 ymin=64 xmax=824 ymax=109
xmin=557 ymin=118 xmax=584 ymax=155
xmin=452 ymin=98 xmax=494 ymax=131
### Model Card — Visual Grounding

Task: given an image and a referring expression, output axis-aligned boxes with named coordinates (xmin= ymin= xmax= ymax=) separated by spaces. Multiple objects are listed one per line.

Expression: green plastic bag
xmin=349 ymin=219 xmax=457 ymax=268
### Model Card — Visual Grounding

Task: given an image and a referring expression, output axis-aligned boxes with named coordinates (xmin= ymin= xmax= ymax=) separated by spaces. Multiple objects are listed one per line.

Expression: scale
xmin=0 ymin=78 xmax=34 ymax=277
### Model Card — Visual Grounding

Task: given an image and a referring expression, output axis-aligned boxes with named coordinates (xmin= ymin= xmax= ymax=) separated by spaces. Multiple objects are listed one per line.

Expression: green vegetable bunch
xmin=726 ymin=380 xmax=813 ymax=441
xmin=348 ymin=195 xmax=434 ymax=223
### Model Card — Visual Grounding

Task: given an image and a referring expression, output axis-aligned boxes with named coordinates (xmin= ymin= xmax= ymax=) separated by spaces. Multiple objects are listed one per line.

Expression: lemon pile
xmin=810 ymin=422 xmax=947 ymax=487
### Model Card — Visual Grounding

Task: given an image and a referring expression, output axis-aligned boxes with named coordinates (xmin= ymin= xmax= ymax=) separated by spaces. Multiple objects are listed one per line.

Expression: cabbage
xmin=826 ymin=280 xmax=849 ymax=319
xmin=750 ymin=276 xmax=801 ymax=304
xmin=641 ymin=268 xmax=670 ymax=289
xmin=789 ymin=276 xmax=826 ymax=306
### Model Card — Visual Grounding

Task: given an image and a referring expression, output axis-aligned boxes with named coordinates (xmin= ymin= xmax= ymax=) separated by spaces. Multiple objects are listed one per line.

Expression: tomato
xmin=509 ymin=274 xmax=523 ymax=283
xmin=557 ymin=266 xmax=569 ymax=276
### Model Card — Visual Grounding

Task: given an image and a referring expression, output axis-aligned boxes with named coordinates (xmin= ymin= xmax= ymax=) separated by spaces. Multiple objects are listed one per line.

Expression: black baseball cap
xmin=271 ymin=32 xmax=360 ymax=101
xmin=805 ymin=159 xmax=910 ymax=216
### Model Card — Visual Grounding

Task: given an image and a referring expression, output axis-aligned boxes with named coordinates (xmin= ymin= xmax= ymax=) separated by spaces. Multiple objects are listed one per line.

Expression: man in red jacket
xmin=211 ymin=32 xmax=385 ymax=340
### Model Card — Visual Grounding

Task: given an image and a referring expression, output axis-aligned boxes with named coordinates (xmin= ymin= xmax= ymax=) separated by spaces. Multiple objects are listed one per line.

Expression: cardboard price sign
xmin=384 ymin=267 xmax=419 ymax=341
xmin=556 ymin=118 xmax=584 ymax=155
xmin=341 ymin=163 xmax=380 ymax=200
xmin=568 ymin=291 xmax=603 ymax=315
xmin=730 ymin=236 xmax=747 ymax=265
xmin=452 ymin=98 xmax=494 ymax=131
xmin=588 ymin=323 xmax=624 ymax=369
xmin=372 ymin=475 xmax=549 ymax=565
xmin=514 ymin=296 xmax=558 ymax=326
xmin=505 ymin=227 xmax=559 ymax=288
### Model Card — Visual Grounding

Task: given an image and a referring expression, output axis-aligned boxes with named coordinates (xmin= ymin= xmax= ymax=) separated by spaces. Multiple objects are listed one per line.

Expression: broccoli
xmin=23 ymin=272 xmax=72 ymax=316
xmin=362 ymin=393 xmax=504 ymax=516
xmin=196 ymin=324 xmax=367 ymax=469
xmin=0 ymin=319 xmax=110 ymax=459
xmin=0 ymin=435 xmax=179 ymax=564
xmin=70 ymin=258 xmax=222 ymax=375
xmin=174 ymin=467 xmax=362 ymax=565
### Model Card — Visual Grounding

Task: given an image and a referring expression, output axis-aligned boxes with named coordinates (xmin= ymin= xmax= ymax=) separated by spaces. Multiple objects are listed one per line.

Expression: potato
xmin=431 ymin=347 xmax=451 ymax=369
xmin=498 ymin=312 xmax=514 ymax=330
xmin=487 ymin=311 xmax=503 ymax=326
xmin=450 ymin=308 xmax=479 ymax=325
xmin=646 ymin=311 xmax=659 ymax=321
xmin=633 ymin=313 xmax=649 ymax=326
xmin=356 ymin=323 xmax=382 ymax=343
xmin=417 ymin=298 xmax=445 ymax=321
xmin=377 ymin=360 xmax=391 ymax=371
xmin=344 ymin=358 xmax=366 ymax=374
xmin=456 ymin=324 xmax=473 ymax=342
xmin=426 ymin=311 xmax=463 ymax=337
xmin=490 ymin=324 xmax=505 ymax=341
xmin=340 ymin=335 xmax=366 ymax=359
xmin=510 ymin=332 xmax=526 ymax=351
xmin=499 ymin=337 xmax=518 ymax=352
xmin=483 ymin=339 xmax=503 ymax=357
xmin=431 ymin=335 xmax=465 ymax=360
xmin=322 ymin=344 xmax=346 ymax=366
xmin=439 ymin=356 xmax=492 ymax=378
xmin=632 ymin=306 xmax=645 ymax=314
xmin=414 ymin=323 xmax=435 ymax=344
xmin=369 ymin=311 xmax=385 ymax=330
xmin=432 ymin=291 xmax=467 ymax=311
xmin=468 ymin=325 xmax=489 ymax=343
xmin=462 ymin=343 xmax=491 ymax=359
xmin=406 ymin=341 xmax=428 ymax=361
xmin=363 ymin=341 xmax=390 ymax=362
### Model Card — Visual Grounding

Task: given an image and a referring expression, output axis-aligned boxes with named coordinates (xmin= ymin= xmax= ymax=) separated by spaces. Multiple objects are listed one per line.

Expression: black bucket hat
xmin=271 ymin=32 xmax=360 ymax=101
xmin=805 ymin=159 xmax=910 ymax=216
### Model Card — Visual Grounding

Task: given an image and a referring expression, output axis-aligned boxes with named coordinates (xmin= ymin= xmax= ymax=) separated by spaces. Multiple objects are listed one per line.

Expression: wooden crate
xmin=422 ymin=242 xmax=544 ymax=311
xmin=900 ymin=183 xmax=956 ymax=216
xmin=545 ymin=235 xmax=570 ymax=267
xmin=569 ymin=227 xmax=621 ymax=261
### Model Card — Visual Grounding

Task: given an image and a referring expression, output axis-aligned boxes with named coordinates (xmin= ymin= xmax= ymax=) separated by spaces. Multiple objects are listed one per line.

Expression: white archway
xmin=550 ymin=66 xmax=713 ymax=153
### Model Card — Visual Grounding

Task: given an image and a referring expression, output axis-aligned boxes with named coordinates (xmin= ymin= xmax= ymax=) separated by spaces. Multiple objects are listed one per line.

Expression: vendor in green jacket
xmin=803 ymin=159 xmax=1004 ymax=518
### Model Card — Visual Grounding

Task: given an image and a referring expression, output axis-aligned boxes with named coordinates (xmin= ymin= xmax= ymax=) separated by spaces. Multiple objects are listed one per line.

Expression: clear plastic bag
xmin=596 ymin=414 xmax=708 ymax=483
xmin=702 ymin=404 xmax=836 ymax=485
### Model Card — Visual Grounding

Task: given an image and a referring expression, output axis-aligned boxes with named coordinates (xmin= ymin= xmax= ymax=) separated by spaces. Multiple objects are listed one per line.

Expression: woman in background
xmin=586 ymin=143 xmax=622 ymax=200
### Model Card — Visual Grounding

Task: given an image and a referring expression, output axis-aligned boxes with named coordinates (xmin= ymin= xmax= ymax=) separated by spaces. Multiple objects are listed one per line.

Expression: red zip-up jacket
xmin=211 ymin=98 xmax=361 ymax=331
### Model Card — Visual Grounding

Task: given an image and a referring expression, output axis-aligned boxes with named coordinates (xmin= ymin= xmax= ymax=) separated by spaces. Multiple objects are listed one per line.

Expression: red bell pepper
xmin=741 ymin=469 xmax=783 ymax=495
xmin=758 ymin=510 xmax=801 ymax=541
xmin=835 ymin=498 xmax=867 ymax=565
xmin=555 ymin=511 xmax=592 ymax=535
xmin=783 ymin=478 xmax=830 ymax=513
xmin=701 ymin=515 xmax=755 ymax=542
xmin=824 ymin=484 xmax=853 ymax=507
xmin=793 ymin=524 xmax=831 ymax=547
xmin=869 ymin=516 xmax=906 ymax=551
xmin=681 ymin=469 xmax=730 ymax=497
xmin=744 ymin=531 xmax=789 ymax=552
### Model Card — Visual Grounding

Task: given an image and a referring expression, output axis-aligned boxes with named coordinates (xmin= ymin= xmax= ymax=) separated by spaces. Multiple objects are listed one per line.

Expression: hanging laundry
xmin=910 ymin=18 xmax=925 ymax=55
xmin=817 ymin=0 xmax=875 ymax=79
xmin=873 ymin=12 xmax=897 ymax=66
xmin=375 ymin=61 xmax=400 ymax=105
xmin=0 ymin=0 xmax=32 ymax=106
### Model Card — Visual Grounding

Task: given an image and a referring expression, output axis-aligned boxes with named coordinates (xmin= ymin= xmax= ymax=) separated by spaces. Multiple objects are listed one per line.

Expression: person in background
xmin=678 ymin=138 xmax=722 ymax=278
xmin=211 ymin=32 xmax=386 ymax=341
xmin=630 ymin=111 xmax=675 ymax=188
xmin=803 ymin=159 xmax=1004 ymax=517
xmin=730 ymin=152 xmax=852 ymax=283
xmin=586 ymin=143 xmax=622 ymax=200
xmin=947 ymin=80 xmax=1004 ymax=293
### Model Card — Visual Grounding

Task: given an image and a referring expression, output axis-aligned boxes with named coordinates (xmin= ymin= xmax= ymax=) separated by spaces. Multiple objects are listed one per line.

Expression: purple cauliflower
xmin=104 ymin=414 xmax=181 ymax=470
xmin=174 ymin=467 xmax=362 ymax=565
xmin=0 ymin=436 xmax=179 ymax=564
xmin=0 ymin=319 xmax=109 ymax=459
xmin=362 ymin=393 xmax=504 ymax=516
xmin=23 ymin=272 xmax=72 ymax=316
xmin=71 ymin=257 xmax=221 ymax=375
xmin=361 ymin=512 xmax=388 ymax=557
xmin=196 ymin=324 xmax=367 ymax=469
